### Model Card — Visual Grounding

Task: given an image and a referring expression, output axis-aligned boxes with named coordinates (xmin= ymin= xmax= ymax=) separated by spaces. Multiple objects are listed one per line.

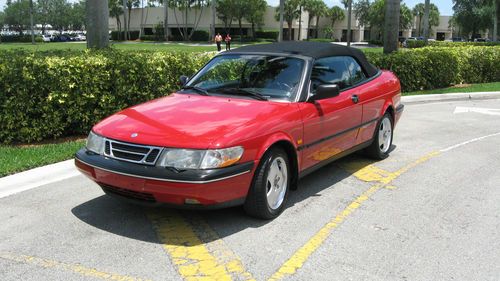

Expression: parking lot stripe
xmin=149 ymin=211 xmax=255 ymax=281
xmin=268 ymin=152 xmax=440 ymax=281
xmin=0 ymin=252 xmax=150 ymax=281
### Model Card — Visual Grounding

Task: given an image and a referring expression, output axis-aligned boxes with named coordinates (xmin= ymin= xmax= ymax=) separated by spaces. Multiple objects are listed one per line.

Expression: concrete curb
xmin=402 ymin=91 xmax=500 ymax=104
xmin=0 ymin=159 xmax=79 ymax=199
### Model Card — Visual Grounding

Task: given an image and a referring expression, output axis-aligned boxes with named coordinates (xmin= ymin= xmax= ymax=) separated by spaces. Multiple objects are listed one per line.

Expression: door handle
xmin=351 ymin=95 xmax=359 ymax=104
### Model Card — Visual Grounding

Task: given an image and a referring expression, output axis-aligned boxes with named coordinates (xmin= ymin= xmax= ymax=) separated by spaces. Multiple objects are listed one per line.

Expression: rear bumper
xmin=75 ymin=148 xmax=255 ymax=208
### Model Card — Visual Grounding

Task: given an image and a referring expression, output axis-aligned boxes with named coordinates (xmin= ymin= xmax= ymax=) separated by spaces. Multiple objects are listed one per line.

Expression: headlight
xmin=86 ymin=131 xmax=105 ymax=154
xmin=157 ymin=146 xmax=244 ymax=170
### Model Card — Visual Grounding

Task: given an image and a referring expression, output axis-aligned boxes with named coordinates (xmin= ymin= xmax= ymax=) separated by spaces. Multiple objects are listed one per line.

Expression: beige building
xmin=109 ymin=6 xmax=456 ymax=42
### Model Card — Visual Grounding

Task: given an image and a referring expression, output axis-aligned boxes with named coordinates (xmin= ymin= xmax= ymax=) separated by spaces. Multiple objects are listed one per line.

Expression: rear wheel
xmin=244 ymin=148 xmax=290 ymax=219
xmin=365 ymin=113 xmax=393 ymax=159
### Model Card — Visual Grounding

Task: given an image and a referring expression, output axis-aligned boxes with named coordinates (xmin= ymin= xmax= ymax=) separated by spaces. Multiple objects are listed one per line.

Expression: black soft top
xmin=226 ymin=41 xmax=379 ymax=77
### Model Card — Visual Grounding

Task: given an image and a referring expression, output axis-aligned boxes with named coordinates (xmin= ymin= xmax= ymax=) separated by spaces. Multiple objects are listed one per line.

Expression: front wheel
xmin=244 ymin=148 xmax=290 ymax=219
xmin=365 ymin=113 xmax=393 ymax=159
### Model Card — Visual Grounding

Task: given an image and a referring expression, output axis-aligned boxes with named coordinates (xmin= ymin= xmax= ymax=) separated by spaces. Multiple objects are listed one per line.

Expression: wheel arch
xmin=256 ymin=134 xmax=299 ymax=191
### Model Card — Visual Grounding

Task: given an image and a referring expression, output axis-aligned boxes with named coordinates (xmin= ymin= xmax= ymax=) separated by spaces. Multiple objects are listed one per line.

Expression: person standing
xmin=225 ymin=34 xmax=231 ymax=51
xmin=215 ymin=33 xmax=222 ymax=51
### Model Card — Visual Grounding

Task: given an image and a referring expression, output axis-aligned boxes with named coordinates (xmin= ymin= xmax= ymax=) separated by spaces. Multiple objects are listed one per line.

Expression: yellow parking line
xmin=148 ymin=210 xmax=255 ymax=281
xmin=0 ymin=252 xmax=150 ymax=281
xmin=268 ymin=152 xmax=440 ymax=281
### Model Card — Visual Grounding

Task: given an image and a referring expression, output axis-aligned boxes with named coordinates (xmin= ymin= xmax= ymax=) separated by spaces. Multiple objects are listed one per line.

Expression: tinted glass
xmin=187 ymin=55 xmax=305 ymax=101
xmin=345 ymin=57 xmax=366 ymax=85
xmin=310 ymin=56 xmax=366 ymax=92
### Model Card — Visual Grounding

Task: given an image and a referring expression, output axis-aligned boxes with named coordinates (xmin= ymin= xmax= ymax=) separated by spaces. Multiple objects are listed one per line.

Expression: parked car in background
xmin=75 ymin=42 xmax=404 ymax=219
xmin=42 ymin=35 xmax=52 ymax=42
xmin=75 ymin=34 xmax=86 ymax=41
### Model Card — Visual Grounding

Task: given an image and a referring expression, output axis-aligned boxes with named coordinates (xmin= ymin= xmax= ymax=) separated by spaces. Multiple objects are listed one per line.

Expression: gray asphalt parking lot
xmin=1 ymin=99 xmax=499 ymax=281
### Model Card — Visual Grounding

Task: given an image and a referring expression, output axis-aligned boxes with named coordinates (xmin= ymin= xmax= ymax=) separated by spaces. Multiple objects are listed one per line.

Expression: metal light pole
xmin=278 ymin=0 xmax=284 ymax=42
xmin=346 ymin=0 xmax=352 ymax=46
xmin=29 ymin=0 xmax=35 ymax=44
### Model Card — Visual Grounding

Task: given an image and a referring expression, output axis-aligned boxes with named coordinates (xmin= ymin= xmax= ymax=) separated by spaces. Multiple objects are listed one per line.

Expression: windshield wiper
xmin=181 ymin=86 xmax=210 ymax=96
xmin=218 ymin=88 xmax=268 ymax=101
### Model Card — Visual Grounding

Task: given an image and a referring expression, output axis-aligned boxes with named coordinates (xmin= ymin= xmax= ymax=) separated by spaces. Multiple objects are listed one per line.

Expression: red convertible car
xmin=75 ymin=42 xmax=403 ymax=219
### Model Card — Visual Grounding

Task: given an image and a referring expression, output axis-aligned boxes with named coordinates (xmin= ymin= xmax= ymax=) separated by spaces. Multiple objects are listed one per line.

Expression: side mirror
xmin=179 ymin=75 xmax=189 ymax=86
xmin=309 ymin=84 xmax=340 ymax=102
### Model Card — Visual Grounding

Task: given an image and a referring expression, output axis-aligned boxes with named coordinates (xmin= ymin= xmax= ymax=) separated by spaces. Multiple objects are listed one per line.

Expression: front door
xmin=298 ymin=56 xmax=362 ymax=171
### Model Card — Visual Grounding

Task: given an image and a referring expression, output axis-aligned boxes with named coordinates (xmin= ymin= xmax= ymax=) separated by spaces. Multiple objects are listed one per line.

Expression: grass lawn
xmin=404 ymin=82 xmax=500 ymax=95
xmin=0 ymin=42 xmax=383 ymax=53
xmin=0 ymin=139 xmax=85 ymax=178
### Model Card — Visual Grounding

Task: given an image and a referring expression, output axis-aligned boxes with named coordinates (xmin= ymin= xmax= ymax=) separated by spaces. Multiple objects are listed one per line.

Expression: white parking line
xmin=0 ymin=160 xmax=79 ymax=199
xmin=440 ymin=132 xmax=500 ymax=152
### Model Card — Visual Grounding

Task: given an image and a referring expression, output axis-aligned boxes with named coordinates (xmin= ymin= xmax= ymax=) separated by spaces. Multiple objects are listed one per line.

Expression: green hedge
xmin=0 ymin=50 xmax=212 ymax=143
xmin=1 ymin=46 xmax=499 ymax=143
xmin=255 ymin=31 xmax=279 ymax=40
xmin=1 ymin=35 xmax=44 ymax=43
xmin=366 ymin=46 xmax=500 ymax=92
xmin=428 ymin=41 xmax=500 ymax=47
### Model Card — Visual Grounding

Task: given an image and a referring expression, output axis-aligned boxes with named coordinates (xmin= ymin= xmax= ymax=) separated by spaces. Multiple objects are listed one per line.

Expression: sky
xmin=0 ymin=0 xmax=454 ymax=16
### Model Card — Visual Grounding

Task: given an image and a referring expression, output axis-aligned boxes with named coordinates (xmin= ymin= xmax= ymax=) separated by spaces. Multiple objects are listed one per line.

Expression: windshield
xmin=186 ymin=54 xmax=305 ymax=101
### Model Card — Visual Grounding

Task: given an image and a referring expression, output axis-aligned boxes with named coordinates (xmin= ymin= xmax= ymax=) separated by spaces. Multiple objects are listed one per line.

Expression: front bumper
xmin=75 ymin=148 xmax=255 ymax=208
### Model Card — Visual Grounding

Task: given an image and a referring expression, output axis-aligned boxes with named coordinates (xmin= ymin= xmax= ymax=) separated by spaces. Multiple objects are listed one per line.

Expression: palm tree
xmin=327 ymin=5 xmax=345 ymax=40
xmin=275 ymin=0 xmax=300 ymax=40
xmin=383 ymin=0 xmax=400 ymax=54
xmin=304 ymin=0 xmax=327 ymax=40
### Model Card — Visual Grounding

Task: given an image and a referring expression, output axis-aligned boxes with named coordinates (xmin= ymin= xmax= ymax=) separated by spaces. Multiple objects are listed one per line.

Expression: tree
xmin=3 ymin=0 xmax=31 ymax=34
xmin=274 ymin=0 xmax=300 ymax=40
xmin=367 ymin=0 xmax=412 ymax=37
xmin=326 ymin=6 xmax=345 ymax=40
xmin=47 ymin=0 xmax=72 ymax=31
xmin=125 ymin=0 xmax=140 ymax=36
xmin=453 ymin=0 xmax=494 ymax=39
xmin=170 ymin=0 xmax=208 ymax=41
xmin=303 ymin=0 xmax=327 ymax=39
xmin=70 ymin=1 xmax=86 ymax=30
xmin=109 ymin=0 xmax=124 ymax=36
xmin=479 ymin=0 xmax=499 ymax=41
xmin=353 ymin=0 xmax=371 ymax=27
xmin=412 ymin=2 xmax=440 ymax=36
xmin=216 ymin=0 xmax=235 ymax=33
xmin=383 ymin=0 xmax=399 ymax=53
xmin=87 ymin=0 xmax=109 ymax=48
xmin=244 ymin=0 xmax=266 ymax=39
xmin=233 ymin=0 xmax=248 ymax=41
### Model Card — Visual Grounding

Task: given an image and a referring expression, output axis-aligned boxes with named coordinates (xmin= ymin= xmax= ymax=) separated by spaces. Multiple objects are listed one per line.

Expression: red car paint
xmin=75 ymin=68 xmax=402 ymax=207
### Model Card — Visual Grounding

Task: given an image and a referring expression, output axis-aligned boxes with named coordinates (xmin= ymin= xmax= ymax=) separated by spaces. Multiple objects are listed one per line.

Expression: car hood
xmin=93 ymin=93 xmax=294 ymax=149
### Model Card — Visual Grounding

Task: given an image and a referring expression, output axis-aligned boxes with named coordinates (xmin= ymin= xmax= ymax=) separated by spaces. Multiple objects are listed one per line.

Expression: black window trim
xmin=302 ymin=55 xmax=382 ymax=101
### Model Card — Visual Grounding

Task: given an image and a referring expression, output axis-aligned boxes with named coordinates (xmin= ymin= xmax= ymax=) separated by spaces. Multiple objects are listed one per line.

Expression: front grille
xmin=104 ymin=139 xmax=163 ymax=165
xmin=101 ymin=184 xmax=156 ymax=202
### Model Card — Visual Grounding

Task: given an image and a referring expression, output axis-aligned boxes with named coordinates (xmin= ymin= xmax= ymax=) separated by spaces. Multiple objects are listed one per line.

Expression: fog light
xmin=185 ymin=198 xmax=201 ymax=205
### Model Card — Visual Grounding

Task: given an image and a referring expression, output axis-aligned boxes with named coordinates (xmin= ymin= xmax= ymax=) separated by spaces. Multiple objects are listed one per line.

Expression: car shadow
xmin=71 ymin=153 xmax=378 ymax=245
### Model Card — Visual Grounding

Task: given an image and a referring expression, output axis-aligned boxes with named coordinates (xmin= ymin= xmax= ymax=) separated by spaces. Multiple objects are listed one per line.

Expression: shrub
xmin=111 ymin=31 xmax=140 ymax=41
xmin=309 ymin=38 xmax=333 ymax=42
xmin=0 ymin=50 xmax=213 ymax=143
xmin=366 ymin=46 xmax=500 ymax=92
xmin=255 ymin=31 xmax=279 ymax=40
xmin=1 ymin=35 xmax=43 ymax=43
xmin=367 ymin=39 xmax=382 ymax=46
xmin=191 ymin=30 xmax=209 ymax=41
xmin=428 ymin=41 xmax=500 ymax=47
xmin=1 ymin=46 xmax=498 ymax=143
xmin=405 ymin=40 xmax=427 ymax=48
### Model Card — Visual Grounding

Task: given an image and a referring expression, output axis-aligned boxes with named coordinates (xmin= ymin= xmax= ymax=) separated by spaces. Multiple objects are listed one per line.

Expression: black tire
xmin=365 ymin=113 xmax=394 ymax=160
xmin=244 ymin=147 xmax=290 ymax=219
